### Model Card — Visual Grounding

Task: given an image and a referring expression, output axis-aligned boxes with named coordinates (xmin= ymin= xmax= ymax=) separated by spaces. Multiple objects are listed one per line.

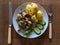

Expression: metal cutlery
xmin=48 ymin=3 xmax=53 ymax=39
xmin=8 ymin=1 xmax=12 ymax=44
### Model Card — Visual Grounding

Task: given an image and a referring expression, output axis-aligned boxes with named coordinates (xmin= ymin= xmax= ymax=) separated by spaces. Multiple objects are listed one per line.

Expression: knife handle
xmin=49 ymin=22 xmax=52 ymax=39
xmin=8 ymin=25 xmax=11 ymax=44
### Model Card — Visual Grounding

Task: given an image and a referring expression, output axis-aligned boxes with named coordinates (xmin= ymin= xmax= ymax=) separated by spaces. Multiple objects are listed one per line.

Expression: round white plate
xmin=13 ymin=2 xmax=49 ymax=38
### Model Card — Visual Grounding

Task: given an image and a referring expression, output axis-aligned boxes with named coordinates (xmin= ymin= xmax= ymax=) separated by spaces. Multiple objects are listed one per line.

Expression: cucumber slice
xmin=37 ymin=24 xmax=44 ymax=30
xmin=34 ymin=27 xmax=41 ymax=35
xmin=24 ymin=28 xmax=32 ymax=35
xmin=40 ymin=19 xmax=46 ymax=26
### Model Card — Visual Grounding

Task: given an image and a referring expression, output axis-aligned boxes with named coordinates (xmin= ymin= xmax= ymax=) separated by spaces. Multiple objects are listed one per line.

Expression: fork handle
xmin=49 ymin=22 xmax=52 ymax=39
xmin=8 ymin=25 xmax=11 ymax=44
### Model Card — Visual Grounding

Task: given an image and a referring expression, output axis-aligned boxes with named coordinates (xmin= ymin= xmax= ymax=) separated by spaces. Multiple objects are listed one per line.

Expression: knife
xmin=8 ymin=1 xmax=12 ymax=44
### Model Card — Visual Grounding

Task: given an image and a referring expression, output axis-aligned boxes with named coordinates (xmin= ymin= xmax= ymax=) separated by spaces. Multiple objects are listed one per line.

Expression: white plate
xmin=13 ymin=2 xmax=49 ymax=38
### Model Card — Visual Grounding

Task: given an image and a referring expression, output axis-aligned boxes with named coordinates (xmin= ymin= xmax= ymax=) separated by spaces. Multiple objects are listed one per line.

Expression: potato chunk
xmin=37 ymin=10 xmax=43 ymax=20
xmin=31 ymin=15 xmax=38 ymax=22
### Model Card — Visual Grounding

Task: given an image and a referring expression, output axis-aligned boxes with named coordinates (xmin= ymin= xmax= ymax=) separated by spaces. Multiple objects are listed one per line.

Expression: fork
xmin=48 ymin=4 xmax=53 ymax=39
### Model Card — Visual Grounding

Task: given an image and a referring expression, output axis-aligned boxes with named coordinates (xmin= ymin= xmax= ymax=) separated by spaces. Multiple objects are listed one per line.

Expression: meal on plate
xmin=16 ymin=3 xmax=46 ymax=35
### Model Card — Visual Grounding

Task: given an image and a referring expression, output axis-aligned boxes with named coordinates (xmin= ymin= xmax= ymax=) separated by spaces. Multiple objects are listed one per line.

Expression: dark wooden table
xmin=0 ymin=0 xmax=60 ymax=45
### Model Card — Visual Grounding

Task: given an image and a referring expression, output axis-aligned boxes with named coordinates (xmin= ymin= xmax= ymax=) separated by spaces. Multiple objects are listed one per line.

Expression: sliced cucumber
xmin=37 ymin=24 xmax=44 ymax=30
xmin=34 ymin=27 xmax=41 ymax=35
xmin=24 ymin=28 xmax=32 ymax=35
xmin=40 ymin=19 xmax=46 ymax=26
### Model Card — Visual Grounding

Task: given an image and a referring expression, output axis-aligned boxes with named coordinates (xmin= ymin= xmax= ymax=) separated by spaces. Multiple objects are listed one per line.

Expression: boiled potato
xmin=37 ymin=10 xmax=43 ymax=20
xmin=25 ymin=3 xmax=38 ymax=16
xmin=31 ymin=15 xmax=38 ymax=22
xmin=26 ymin=4 xmax=32 ymax=10
xmin=25 ymin=4 xmax=32 ymax=16
xmin=31 ymin=3 xmax=38 ymax=14
xmin=25 ymin=3 xmax=43 ymax=21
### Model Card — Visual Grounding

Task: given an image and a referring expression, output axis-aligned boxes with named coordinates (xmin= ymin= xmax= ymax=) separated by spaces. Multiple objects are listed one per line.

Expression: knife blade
xmin=9 ymin=1 xmax=12 ymax=26
xmin=8 ymin=1 xmax=12 ymax=44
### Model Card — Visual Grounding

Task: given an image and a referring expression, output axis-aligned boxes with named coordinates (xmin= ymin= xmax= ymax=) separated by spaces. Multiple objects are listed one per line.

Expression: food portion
xmin=26 ymin=3 xmax=38 ymax=15
xmin=31 ymin=15 xmax=38 ymax=22
xmin=37 ymin=10 xmax=43 ymax=20
xmin=16 ymin=3 xmax=46 ymax=36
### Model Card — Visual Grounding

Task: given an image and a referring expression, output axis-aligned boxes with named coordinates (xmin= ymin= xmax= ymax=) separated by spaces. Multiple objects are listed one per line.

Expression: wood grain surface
xmin=0 ymin=0 xmax=60 ymax=45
